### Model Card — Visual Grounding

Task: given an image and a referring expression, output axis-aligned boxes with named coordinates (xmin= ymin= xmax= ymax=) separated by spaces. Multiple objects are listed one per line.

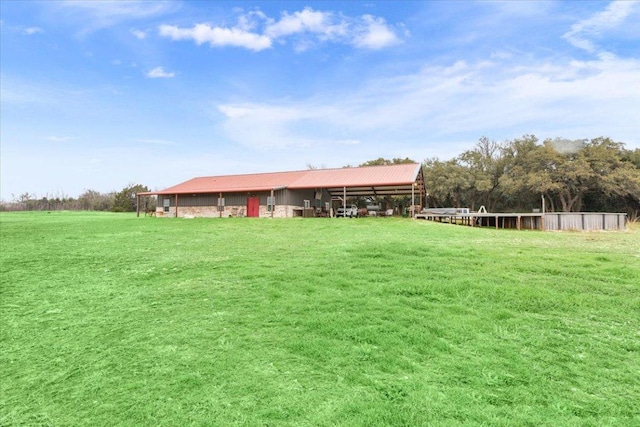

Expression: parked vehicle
xmin=335 ymin=204 xmax=359 ymax=218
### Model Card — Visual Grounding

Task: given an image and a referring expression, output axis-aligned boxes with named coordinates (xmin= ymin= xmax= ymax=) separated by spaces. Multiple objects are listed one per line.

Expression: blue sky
xmin=1 ymin=1 xmax=639 ymax=199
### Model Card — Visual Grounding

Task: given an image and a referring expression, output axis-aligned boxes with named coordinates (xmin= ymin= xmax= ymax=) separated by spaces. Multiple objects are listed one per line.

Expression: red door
xmin=247 ymin=197 xmax=260 ymax=217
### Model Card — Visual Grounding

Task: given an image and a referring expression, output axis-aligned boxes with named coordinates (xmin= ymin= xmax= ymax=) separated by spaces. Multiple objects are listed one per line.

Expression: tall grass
xmin=1 ymin=212 xmax=639 ymax=426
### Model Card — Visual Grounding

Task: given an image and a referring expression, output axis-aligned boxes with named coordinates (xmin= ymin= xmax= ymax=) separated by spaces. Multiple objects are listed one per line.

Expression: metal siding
xmin=176 ymin=194 xmax=217 ymax=207
xmin=544 ymin=213 xmax=626 ymax=231
xmin=286 ymin=189 xmax=316 ymax=206
xmin=563 ymin=214 xmax=582 ymax=230
xmin=605 ymin=214 xmax=622 ymax=230
xmin=260 ymin=189 xmax=287 ymax=205
xmin=584 ymin=214 xmax=601 ymax=231
xmin=275 ymin=189 xmax=287 ymax=205
xmin=220 ymin=194 xmax=241 ymax=206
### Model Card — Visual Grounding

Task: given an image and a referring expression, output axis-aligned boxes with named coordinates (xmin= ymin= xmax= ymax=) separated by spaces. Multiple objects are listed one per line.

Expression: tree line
xmin=0 ymin=184 xmax=154 ymax=213
xmin=423 ymin=136 xmax=640 ymax=220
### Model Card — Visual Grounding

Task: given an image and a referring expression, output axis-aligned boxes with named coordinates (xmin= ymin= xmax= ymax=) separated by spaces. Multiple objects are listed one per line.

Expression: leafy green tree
xmin=540 ymin=138 xmax=593 ymax=212
xmin=622 ymin=148 xmax=640 ymax=168
xmin=359 ymin=157 xmax=416 ymax=167
xmin=499 ymin=136 xmax=592 ymax=212
xmin=423 ymin=157 xmax=472 ymax=208
xmin=501 ymin=136 xmax=640 ymax=213
xmin=584 ymin=138 xmax=640 ymax=200
xmin=498 ymin=135 xmax=543 ymax=211
xmin=458 ymin=137 xmax=505 ymax=211
xmin=582 ymin=138 xmax=640 ymax=218
xmin=113 ymin=184 xmax=150 ymax=212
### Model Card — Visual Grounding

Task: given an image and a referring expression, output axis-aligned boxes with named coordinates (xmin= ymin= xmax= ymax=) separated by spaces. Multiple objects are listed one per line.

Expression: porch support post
xmin=271 ymin=188 xmax=275 ymax=219
xmin=411 ymin=183 xmax=415 ymax=218
xmin=343 ymin=187 xmax=346 ymax=211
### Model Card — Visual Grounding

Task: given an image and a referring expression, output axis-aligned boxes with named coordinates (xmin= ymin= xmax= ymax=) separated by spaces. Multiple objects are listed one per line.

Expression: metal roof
xmin=141 ymin=163 xmax=424 ymax=197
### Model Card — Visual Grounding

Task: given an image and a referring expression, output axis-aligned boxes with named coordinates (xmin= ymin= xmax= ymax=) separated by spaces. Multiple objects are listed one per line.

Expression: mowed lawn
xmin=1 ymin=212 xmax=639 ymax=426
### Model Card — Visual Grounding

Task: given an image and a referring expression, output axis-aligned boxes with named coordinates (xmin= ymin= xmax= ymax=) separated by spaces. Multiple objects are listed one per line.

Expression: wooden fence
xmin=416 ymin=211 xmax=628 ymax=231
xmin=543 ymin=213 xmax=627 ymax=231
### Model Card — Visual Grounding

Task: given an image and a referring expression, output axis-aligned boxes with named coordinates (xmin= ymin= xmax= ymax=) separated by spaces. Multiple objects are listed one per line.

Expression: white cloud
xmin=215 ymin=53 xmax=640 ymax=152
xmin=57 ymin=0 xmax=180 ymax=34
xmin=563 ymin=1 xmax=640 ymax=54
xmin=237 ymin=10 xmax=268 ymax=32
xmin=217 ymin=103 xmax=335 ymax=148
xmin=352 ymin=15 xmax=401 ymax=49
xmin=2 ymin=24 xmax=45 ymax=35
xmin=158 ymin=7 xmax=402 ymax=51
xmin=217 ymin=105 xmax=252 ymax=119
xmin=146 ymin=66 xmax=175 ymax=78
xmin=63 ymin=0 xmax=178 ymax=21
xmin=159 ymin=23 xmax=271 ymax=51
xmin=265 ymin=7 xmax=345 ymax=40
xmin=130 ymin=28 xmax=147 ymax=39
xmin=23 ymin=26 xmax=44 ymax=35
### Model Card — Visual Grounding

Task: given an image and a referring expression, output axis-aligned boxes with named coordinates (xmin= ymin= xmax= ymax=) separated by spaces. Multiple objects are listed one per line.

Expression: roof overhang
xmin=325 ymin=184 xmax=423 ymax=198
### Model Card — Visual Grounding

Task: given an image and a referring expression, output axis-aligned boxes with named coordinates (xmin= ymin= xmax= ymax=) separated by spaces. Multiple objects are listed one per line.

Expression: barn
xmin=137 ymin=163 xmax=425 ymax=218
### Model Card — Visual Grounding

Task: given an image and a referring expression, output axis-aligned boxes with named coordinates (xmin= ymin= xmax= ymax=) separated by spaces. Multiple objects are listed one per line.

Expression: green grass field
xmin=1 ymin=212 xmax=639 ymax=426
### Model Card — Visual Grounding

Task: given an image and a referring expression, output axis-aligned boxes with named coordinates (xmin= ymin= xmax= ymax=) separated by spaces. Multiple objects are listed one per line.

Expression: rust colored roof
xmin=142 ymin=163 xmax=422 ymax=195
xmin=289 ymin=163 xmax=421 ymax=189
